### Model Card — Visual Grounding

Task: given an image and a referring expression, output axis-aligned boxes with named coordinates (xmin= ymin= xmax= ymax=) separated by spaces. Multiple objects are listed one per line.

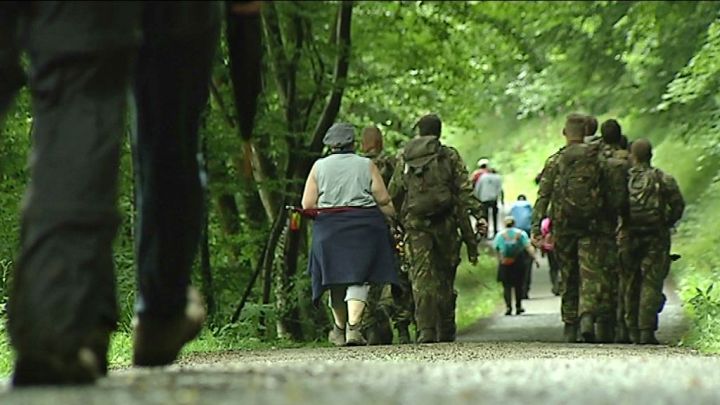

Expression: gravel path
xmin=3 ymin=260 xmax=719 ymax=404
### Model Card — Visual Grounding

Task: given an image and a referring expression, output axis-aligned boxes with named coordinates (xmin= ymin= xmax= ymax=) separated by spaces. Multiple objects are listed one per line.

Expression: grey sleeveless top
xmin=315 ymin=153 xmax=376 ymax=208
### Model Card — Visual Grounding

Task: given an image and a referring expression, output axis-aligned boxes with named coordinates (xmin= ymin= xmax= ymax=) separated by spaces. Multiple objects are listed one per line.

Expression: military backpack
xmin=498 ymin=229 xmax=525 ymax=265
xmin=627 ymin=166 xmax=665 ymax=228
xmin=401 ymin=136 xmax=454 ymax=217
xmin=601 ymin=147 xmax=631 ymax=216
xmin=553 ymin=143 xmax=604 ymax=230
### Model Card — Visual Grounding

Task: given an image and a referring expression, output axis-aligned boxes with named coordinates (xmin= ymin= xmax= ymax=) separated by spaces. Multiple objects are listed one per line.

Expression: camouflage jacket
xmin=598 ymin=140 xmax=628 ymax=159
xmin=596 ymin=141 xmax=631 ymax=234
xmin=531 ymin=143 xmax=620 ymax=237
xmin=388 ymin=141 xmax=481 ymax=246
xmin=624 ymin=162 xmax=685 ymax=231
xmin=364 ymin=150 xmax=396 ymax=186
xmin=531 ymin=147 xmax=564 ymax=237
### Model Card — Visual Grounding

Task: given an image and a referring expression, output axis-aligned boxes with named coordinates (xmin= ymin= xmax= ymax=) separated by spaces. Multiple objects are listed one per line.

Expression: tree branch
xmin=261 ymin=2 xmax=290 ymax=105
xmin=304 ymin=1 xmax=354 ymax=174
xmin=302 ymin=19 xmax=326 ymax=131
xmin=475 ymin=12 xmax=546 ymax=73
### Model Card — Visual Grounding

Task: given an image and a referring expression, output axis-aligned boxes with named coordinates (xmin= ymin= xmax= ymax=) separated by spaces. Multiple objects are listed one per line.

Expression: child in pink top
xmin=540 ymin=217 xmax=560 ymax=296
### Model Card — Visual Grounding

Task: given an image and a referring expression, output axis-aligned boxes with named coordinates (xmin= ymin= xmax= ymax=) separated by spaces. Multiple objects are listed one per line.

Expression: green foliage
xmin=453 ymin=102 xmax=720 ymax=352
xmin=684 ymin=284 xmax=720 ymax=352
xmin=3 ymin=0 xmax=720 ymax=362
xmin=456 ymin=254 xmax=502 ymax=331
xmin=670 ymin=178 xmax=720 ymax=353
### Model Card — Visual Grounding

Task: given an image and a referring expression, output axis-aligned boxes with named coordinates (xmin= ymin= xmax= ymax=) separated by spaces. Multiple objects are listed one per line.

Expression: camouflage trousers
xmin=362 ymin=269 xmax=414 ymax=335
xmin=596 ymin=233 xmax=621 ymax=324
xmin=554 ymin=232 xmax=611 ymax=324
xmin=405 ymin=218 xmax=461 ymax=342
xmin=619 ymin=231 xmax=671 ymax=331
xmin=391 ymin=268 xmax=415 ymax=328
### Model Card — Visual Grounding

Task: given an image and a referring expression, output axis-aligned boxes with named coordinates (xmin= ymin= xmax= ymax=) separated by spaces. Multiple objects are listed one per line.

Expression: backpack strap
xmin=654 ymin=168 xmax=667 ymax=222
xmin=501 ymin=229 xmax=521 ymax=242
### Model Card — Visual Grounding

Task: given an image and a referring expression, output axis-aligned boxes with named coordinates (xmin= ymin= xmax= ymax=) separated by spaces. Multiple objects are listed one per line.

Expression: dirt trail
xmin=2 ymin=260 xmax=719 ymax=404
xmin=460 ymin=257 xmax=688 ymax=344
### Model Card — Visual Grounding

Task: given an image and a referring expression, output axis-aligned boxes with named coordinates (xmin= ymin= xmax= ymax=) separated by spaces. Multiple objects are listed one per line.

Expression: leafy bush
xmin=684 ymin=284 xmax=720 ymax=352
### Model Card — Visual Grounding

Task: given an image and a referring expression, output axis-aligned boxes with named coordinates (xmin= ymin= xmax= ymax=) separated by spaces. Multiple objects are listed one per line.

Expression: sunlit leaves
xmin=662 ymin=17 xmax=720 ymax=107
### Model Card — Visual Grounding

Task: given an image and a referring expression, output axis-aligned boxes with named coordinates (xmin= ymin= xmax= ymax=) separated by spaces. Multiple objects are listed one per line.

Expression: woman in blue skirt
xmin=302 ymin=123 xmax=399 ymax=346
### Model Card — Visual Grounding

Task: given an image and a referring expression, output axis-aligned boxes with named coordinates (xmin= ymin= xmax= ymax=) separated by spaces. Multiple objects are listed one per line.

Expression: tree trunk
xmin=200 ymin=127 xmax=216 ymax=320
xmin=253 ymin=1 xmax=354 ymax=341
xmin=200 ymin=210 xmax=216 ymax=320
xmin=278 ymin=1 xmax=354 ymax=339
xmin=216 ymin=193 xmax=240 ymax=235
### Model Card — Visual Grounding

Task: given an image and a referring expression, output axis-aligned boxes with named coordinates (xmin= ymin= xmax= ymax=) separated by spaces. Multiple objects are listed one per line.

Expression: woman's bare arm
xmin=370 ymin=161 xmax=396 ymax=217
xmin=301 ymin=163 xmax=319 ymax=210
xmin=525 ymin=243 xmax=539 ymax=267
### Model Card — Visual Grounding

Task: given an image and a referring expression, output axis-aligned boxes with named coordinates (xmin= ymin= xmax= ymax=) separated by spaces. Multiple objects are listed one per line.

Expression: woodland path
xmin=2 ymin=260 xmax=719 ymax=404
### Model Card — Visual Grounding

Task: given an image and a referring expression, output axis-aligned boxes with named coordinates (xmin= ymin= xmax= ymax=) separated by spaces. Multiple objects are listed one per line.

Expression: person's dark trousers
xmin=501 ymin=262 xmax=524 ymax=312
xmin=132 ymin=3 xmax=220 ymax=321
xmin=0 ymin=3 xmax=25 ymax=117
xmin=502 ymin=282 xmax=524 ymax=312
xmin=547 ymin=250 xmax=560 ymax=295
xmin=4 ymin=3 xmax=141 ymax=381
xmin=481 ymin=200 xmax=498 ymax=237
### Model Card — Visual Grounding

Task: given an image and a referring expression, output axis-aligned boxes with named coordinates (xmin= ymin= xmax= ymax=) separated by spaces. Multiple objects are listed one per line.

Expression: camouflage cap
xmin=323 ymin=123 xmax=355 ymax=147
xmin=504 ymin=216 xmax=515 ymax=226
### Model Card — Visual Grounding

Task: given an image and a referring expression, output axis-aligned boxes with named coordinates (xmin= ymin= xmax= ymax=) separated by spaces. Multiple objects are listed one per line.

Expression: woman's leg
xmin=514 ymin=281 xmax=525 ymax=314
xmin=328 ymin=287 xmax=347 ymax=328
xmin=327 ymin=287 xmax=347 ymax=346
xmin=503 ymin=282 xmax=513 ymax=314
xmin=345 ymin=285 xmax=370 ymax=346
xmin=346 ymin=285 xmax=370 ymax=326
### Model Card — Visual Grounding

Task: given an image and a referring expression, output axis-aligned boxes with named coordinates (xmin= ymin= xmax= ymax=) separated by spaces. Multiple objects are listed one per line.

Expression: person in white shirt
xmin=474 ymin=168 xmax=504 ymax=237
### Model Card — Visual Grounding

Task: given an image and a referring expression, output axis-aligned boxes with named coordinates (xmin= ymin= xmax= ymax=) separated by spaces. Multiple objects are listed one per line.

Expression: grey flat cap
xmin=323 ymin=123 xmax=355 ymax=147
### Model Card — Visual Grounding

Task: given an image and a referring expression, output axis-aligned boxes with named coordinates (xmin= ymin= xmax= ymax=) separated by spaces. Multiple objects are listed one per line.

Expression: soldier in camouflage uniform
xmin=620 ymin=139 xmax=684 ymax=345
xmin=583 ymin=115 xmax=600 ymax=144
xmin=360 ymin=126 xmax=414 ymax=345
xmin=592 ymin=119 xmax=632 ymax=342
xmin=388 ymin=114 xmax=482 ymax=344
xmin=532 ymin=114 xmax=619 ymax=343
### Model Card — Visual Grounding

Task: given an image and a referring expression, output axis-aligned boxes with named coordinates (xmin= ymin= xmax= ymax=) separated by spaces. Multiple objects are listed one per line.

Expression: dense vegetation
xmin=1 ymin=1 xmax=720 ymax=372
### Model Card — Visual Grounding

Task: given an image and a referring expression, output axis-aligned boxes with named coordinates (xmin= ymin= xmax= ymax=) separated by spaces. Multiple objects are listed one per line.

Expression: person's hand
xmin=468 ymin=252 xmax=478 ymax=265
xmin=475 ymin=218 xmax=488 ymax=238
xmin=467 ymin=245 xmax=479 ymax=265
xmin=534 ymin=258 xmax=541 ymax=269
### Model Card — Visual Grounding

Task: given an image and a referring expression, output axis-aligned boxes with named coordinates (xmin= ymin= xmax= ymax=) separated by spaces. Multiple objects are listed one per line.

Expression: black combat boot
xmin=13 ymin=323 xmax=112 ymax=387
xmin=615 ymin=322 xmax=630 ymax=344
xmin=416 ymin=328 xmax=437 ymax=344
xmin=438 ymin=324 xmax=457 ymax=343
xmin=638 ymin=329 xmax=659 ymax=345
xmin=563 ymin=322 xmax=578 ymax=343
xmin=366 ymin=322 xmax=393 ymax=346
xmin=629 ymin=328 xmax=640 ymax=344
xmin=595 ymin=321 xmax=615 ymax=343
xmin=396 ymin=324 xmax=412 ymax=345
xmin=580 ymin=313 xmax=595 ymax=343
